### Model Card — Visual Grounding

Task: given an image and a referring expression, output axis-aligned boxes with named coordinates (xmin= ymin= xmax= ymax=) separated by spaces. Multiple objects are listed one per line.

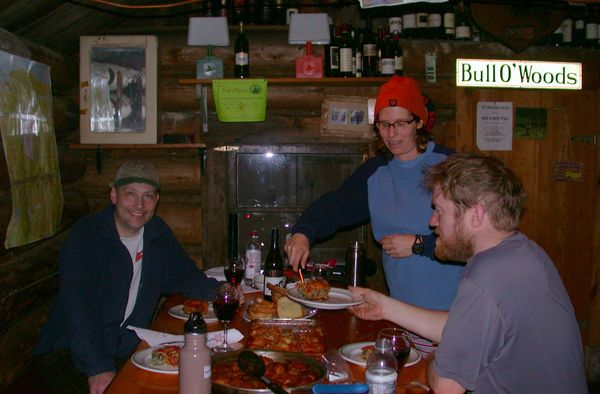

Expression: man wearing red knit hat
xmin=286 ymin=76 xmax=463 ymax=357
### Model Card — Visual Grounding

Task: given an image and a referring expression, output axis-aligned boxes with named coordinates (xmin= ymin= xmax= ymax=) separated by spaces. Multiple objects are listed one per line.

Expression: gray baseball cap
xmin=113 ymin=160 xmax=160 ymax=190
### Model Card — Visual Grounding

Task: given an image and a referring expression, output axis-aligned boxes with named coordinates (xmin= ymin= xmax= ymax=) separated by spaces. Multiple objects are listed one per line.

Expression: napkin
xmin=204 ymin=266 xmax=261 ymax=295
xmin=127 ymin=325 xmax=244 ymax=348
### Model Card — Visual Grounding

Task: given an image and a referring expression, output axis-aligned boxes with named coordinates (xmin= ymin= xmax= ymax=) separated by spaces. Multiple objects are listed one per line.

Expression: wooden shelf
xmin=69 ymin=143 xmax=206 ymax=149
xmin=178 ymin=77 xmax=388 ymax=86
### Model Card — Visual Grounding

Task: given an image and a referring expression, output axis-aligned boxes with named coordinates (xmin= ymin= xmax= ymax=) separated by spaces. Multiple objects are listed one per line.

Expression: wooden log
xmin=156 ymin=202 xmax=201 ymax=245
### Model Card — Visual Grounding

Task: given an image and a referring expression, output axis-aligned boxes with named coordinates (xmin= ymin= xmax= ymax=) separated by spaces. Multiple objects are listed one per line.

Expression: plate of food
xmin=168 ymin=299 xmax=218 ymax=323
xmin=244 ymin=288 xmax=318 ymax=321
xmin=338 ymin=341 xmax=421 ymax=368
xmin=131 ymin=343 xmax=182 ymax=374
xmin=287 ymin=279 xmax=364 ymax=310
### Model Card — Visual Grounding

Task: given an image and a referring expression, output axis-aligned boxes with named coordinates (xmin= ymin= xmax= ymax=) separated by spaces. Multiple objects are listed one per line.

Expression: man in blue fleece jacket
xmin=34 ymin=160 xmax=219 ymax=393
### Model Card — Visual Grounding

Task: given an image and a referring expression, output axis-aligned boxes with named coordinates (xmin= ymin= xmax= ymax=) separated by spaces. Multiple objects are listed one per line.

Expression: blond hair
xmin=424 ymin=153 xmax=526 ymax=231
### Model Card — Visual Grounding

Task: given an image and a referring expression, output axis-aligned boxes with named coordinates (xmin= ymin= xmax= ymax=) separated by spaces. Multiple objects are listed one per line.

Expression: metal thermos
xmin=346 ymin=241 xmax=366 ymax=286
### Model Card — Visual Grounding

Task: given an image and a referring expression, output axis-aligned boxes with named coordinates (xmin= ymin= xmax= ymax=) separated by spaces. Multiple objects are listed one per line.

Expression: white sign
xmin=476 ymin=102 xmax=513 ymax=151
xmin=457 ymin=59 xmax=582 ymax=90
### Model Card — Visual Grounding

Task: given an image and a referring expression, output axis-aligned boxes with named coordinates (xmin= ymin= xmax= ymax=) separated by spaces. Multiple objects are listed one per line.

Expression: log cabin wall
xmin=2 ymin=2 xmax=600 ymax=389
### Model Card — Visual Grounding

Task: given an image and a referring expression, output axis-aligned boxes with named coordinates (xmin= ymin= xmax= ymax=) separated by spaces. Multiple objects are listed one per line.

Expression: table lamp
xmin=187 ymin=17 xmax=230 ymax=133
xmin=288 ymin=13 xmax=330 ymax=78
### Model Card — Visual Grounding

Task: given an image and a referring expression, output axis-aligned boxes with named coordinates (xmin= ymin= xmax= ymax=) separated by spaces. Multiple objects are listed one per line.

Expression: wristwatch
xmin=412 ymin=235 xmax=424 ymax=255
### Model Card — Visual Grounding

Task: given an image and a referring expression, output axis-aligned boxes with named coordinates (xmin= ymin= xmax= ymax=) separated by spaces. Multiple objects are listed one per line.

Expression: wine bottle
xmin=227 ymin=212 xmax=239 ymax=262
xmin=380 ymin=34 xmax=395 ymax=77
xmin=263 ymin=228 xmax=284 ymax=302
xmin=329 ymin=25 xmax=341 ymax=77
xmin=244 ymin=230 xmax=262 ymax=286
xmin=561 ymin=7 xmax=574 ymax=47
xmin=455 ymin=0 xmax=471 ymax=41
xmin=234 ymin=22 xmax=250 ymax=78
xmin=584 ymin=5 xmax=599 ymax=49
xmin=339 ymin=24 xmax=354 ymax=78
xmin=362 ymin=18 xmax=378 ymax=77
xmin=573 ymin=4 xmax=586 ymax=48
xmin=392 ymin=32 xmax=404 ymax=76
xmin=442 ymin=1 xmax=456 ymax=40
xmin=415 ymin=4 xmax=429 ymax=39
xmin=402 ymin=4 xmax=417 ymax=39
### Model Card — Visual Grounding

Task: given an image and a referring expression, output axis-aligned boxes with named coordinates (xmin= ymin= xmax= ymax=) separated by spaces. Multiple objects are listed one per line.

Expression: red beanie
xmin=374 ymin=76 xmax=428 ymax=125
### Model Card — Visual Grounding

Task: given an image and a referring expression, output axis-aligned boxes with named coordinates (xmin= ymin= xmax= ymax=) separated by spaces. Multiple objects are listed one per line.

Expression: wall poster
xmin=476 ymin=101 xmax=513 ymax=151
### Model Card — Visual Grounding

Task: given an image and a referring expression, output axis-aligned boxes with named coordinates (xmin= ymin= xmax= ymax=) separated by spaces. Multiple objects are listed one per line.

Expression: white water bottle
xmin=244 ymin=230 xmax=261 ymax=286
xmin=365 ymin=337 xmax=398 ymax=394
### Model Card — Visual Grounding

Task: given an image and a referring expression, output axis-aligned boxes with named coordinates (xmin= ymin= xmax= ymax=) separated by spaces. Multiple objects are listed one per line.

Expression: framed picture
xmin=320 ymin=95 xmax=372 ymax=139
xmin=79 ymin=35 xmax=158 ymax=144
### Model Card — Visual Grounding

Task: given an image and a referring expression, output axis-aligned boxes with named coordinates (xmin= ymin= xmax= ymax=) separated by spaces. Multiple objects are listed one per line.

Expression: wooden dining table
xmin=106 ymin=290 xmax=431 ymax=393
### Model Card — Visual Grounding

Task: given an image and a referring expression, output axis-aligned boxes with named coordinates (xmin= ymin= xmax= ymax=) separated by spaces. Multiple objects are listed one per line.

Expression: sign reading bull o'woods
xmin=456 ymin=59 xmax=582 ymax=90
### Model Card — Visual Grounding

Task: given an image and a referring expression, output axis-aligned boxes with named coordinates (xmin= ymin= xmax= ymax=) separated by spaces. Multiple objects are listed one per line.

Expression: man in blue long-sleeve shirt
xmin=34 ymin=160 xmax=219 ymax=393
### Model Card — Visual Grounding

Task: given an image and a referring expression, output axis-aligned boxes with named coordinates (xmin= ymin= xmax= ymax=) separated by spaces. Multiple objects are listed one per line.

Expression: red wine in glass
xmin=213 ymin=299 xmax=239 ymax=322
xmin=378 ymin=328 xmax=411 ymax=370
xmin=224 ymin=267 xmax=244 ymax=286
xmin=393 ymin=347 xmax=410 ymax=369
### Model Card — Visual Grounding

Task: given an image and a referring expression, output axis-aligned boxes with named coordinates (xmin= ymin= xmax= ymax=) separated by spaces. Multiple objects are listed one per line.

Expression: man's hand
xmin=88 ymin=371 xmax=115 ymax=394
xmin=380 ymin=234 xmax=416 ymax=259
xmin=347 ymin=286 xmax=388 ymax=321
xmin=284 ymin=233 xmax=310 ymax=271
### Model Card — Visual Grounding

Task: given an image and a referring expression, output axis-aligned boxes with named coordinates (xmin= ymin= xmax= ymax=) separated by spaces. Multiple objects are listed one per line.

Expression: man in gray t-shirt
xmin=348 ymin=154 xmax=587 ymax=394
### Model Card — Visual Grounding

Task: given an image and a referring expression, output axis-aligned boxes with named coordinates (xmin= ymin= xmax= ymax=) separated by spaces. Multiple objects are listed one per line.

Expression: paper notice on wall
xmin=476 ymin=102 xmax=513 ymax=151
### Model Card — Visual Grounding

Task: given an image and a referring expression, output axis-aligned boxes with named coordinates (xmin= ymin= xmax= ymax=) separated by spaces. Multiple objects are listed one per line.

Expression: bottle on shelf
xmin=561 ymin=6 xmax=574 ymax=47
xmin=339 ymin=24 xmax=354 ymax=78
xmin=380 ymin=34 xmax=395 ymax=77
xmin=392 ymin=32 xmax=404 ymax=76
xmin=428 ymin=2 xmax=443 ymax=40
xmin=442 ymin=0 xmax=456 ymax=40
xmin=260 ymin=0 xmax=274 ymax=25
xmin=573 ymin=4 xmax=586 ymax=48
xmin=234 ymin=21 xmax=250 ymax=78
xmin=376 ymin=27 xmax=386 ymax=76
xmin=402 ymin=4 xmax=417 ymax=39
xmin=263 ymin=227 xmax=285 ymax=302
xmin=389 ymin=16 xmax=402 ymax=36
xmin=354 ymin=28 xmax=364 ymax=78
xmin=455 ymin=0 xmax=471 ymax=41
xmin=365 ymin=337 xmax=398 ymax=394
xmin=584 ymin=5 xmax=599 ymax=49
xmin=179 ymin=313 xmax=211 ymax=394
xmin=245 ymin=230 xmax=262 ymax=286
xmin=549 ymin=25 xmax=563 ymax=47
xmin=362 ymin=18 xmax=378 ymax=77
xmin=329 ymin=25 xmax=341 ymax=77
xmin=415 ymin=4 xmax=429 ymax=39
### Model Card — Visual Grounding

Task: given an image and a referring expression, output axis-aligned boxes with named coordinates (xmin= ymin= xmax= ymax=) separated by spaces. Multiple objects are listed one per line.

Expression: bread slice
xmin=276 ymin=296 xmax=306 ymax=319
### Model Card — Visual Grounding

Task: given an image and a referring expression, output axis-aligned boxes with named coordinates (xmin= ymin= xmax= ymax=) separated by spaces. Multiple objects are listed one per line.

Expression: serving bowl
xmin=212 ymin=349 xmax=326 ymax=393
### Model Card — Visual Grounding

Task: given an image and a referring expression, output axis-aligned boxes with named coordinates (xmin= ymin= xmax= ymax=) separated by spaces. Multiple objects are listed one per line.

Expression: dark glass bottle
xmin=260 ymin=0 xmax=274 ymax=25
xmin=442 ymin=0 xmax=456 ymax=40
xmin=376 ymin=27 xmax=385 ymax=76
xmin=339 ymin=24 xmax=354 ymax=78
xmin=573 ymin=4 xmax=586 ymax=48
xmin=362 ymin=18 xmax=378 ymax=77
xmin=354 ymin=29 xmax=364 ymax=78
xmin=561 ymin=6 xmax=574 ymax=47
xmin=329 ymin=25 xmax=341 ymax=77
xmin=584 ymin=5 xmax=599 ymax=49
xmin=549 ymin=25 xmax=562 ymax=47
xmin=455 ymin=0 xmax=471 ymax=41
xmin=392 ymin=33 xmax=404 ymax=76
xmin=428 ymin=2 xmax=443 ymax=40
xmin=234 ymin=22 xmax=250 ymax=78
xmin=227 ymin=212 xmax=239 ymax=261
xmin=402 ymin=4 xmax=417 ymax=39
xmin=263 ymin=228 xmax=284 ymax=302
xmin=380 ymin=34 xmax=395 ymax=77
xmin=273 ymin=0 xmax=286 ymax=25
xmin=415 ymin=4 xmax=429 ymax=39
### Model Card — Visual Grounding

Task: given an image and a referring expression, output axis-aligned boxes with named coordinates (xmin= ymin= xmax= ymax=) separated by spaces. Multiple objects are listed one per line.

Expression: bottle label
xmin=340 ymin=48 xmax=353 ymax=73
xmin=456 ymin=26 xmax=471 ymax=40
xmin=394 ymin=55 xmax=403 ymax=72
xmin=245 ymin=249 xmax=260 ymax=280
xmin=235 ymin=52 xmax=249 ymax=66
xmin=416 ymin=13 xmax=428 ymax=28
xmin=365 ymin=368 xmax=398 ymax=394
xmin=204 ymin=365 xmax=211 ymax=378
xmin=586 ymin=24 xmax=598 ymax=40
xmin=381 ymin=58 xmax=395 ymax=75
xmin=363 ymin=43 xmax=377 ymax=57
xmin=329 ymin=46 xmax=340 ymax=70
xmin=429 ymin=14 xmax=442 ymax=28
xmin=263 ymin=275 xmax=285 ymax=296
xmin=403 ymin=13 xmax=416 ymax=29
xmin=389 ymin=17 xmax=402 ymax=34
xmin=443 ymin=13 xmax=455 ymax=29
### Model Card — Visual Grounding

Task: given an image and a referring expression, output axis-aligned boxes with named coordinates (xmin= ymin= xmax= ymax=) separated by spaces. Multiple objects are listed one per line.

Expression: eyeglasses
xmin=376 ymin=118 xmax=416 ymax=130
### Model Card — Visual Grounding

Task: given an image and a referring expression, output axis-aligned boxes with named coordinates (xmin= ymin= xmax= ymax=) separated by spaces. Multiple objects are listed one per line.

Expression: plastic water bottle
xmin=244 ymin=230 xmax=261 ymax=286
xmin=365 ymin=337 xmax=398 ymax=394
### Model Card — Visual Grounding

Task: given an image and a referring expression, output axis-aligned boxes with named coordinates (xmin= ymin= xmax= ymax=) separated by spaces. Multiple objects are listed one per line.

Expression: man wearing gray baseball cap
xmin=34 ymin=160 xmax=220 ymax=394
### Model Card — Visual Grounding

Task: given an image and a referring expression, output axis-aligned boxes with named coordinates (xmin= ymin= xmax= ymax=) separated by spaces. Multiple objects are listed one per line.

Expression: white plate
xmin=287 ymin=288 xmax=364 ymax=310
xmin=338 ymin=341 xmax=421 ymax=368
xmin=131 ymin=343 xmax=183 ymax=374
xmin=168 ymin=303 xmax=218 ymax=323
xmin=242 ymin=306 xmax=318 ymax=322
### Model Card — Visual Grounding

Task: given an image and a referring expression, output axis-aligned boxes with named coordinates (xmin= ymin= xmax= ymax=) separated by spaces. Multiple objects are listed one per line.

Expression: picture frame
xmin=320 ymin=95 xmax=372 ymax=139
xmin=79 ymin=35 xmax=158 ymax=144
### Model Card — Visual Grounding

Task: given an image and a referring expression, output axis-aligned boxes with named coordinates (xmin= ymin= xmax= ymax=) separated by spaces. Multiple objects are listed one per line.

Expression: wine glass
xmin=377 ymin=328 xmax=412 ymax=370
xmin=224 ymin=256 xmax=245 ymax=288
xmin=212 ymin=283 xmax=240 ymax=353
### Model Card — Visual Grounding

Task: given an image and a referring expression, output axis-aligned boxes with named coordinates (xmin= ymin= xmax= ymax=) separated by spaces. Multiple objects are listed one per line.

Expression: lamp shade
xmin=288 ymin=13 xmax=331 ymax=45
xmin=188 ymin=17 xmax=230 ymax=46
